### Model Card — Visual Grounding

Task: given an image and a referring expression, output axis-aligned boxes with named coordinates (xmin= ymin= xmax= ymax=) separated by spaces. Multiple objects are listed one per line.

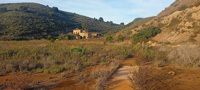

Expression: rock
xmin=168 ymin=71 xmax=176 ymax=76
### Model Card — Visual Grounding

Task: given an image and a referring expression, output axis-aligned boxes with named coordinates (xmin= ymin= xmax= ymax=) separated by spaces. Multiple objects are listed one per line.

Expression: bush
xmin=64 ymin=35 xmax=70 ymax=40
xmin=44 ymin=69 xmax=50 ymax=74
xmin=106 ymin=35 xmax=113 ymax=42
xmin=58 ymin=33 xmax=65 ymax=40
xmin=47 ymin=35 xmax=52 ymax=40
xmin=50 ymin=66 xmax=65 ymax=74
xmin=92 ymin=62 xmax=120 ymax=90
xmin=35 ymin=68 xmax=44 ymax=73
xmin=128 ymin=66 xmax=151 ymax=90
xmin=117 ymin=34 xmax=125 ymax=41
xmin=71 ymin=48 xmax=84 ymax=55
xmin=132 ymin=26 xmax=161 ymax=44
xmin=168 ymin=44 xmax=200 ymax=67
xmin=50 ymin=38 xmax=55 ymax=42
xmin=119 ymin=47 xmax=132 ymax=59
xmin=134 ymin=45 xmax=155 ymax=65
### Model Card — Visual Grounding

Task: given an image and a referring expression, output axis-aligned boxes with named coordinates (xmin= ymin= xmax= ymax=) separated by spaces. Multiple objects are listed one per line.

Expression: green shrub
xmin=12 ymin=67 xmax=17 ymax=72
xmin=106 ymin=35 xmax=113 ymax=42
xmin=71 ymin=48 xmax=82 ymax=54
xmin=119 ymin=47 xmax=132 ymax=59
xmin=71 ymin=48 xmax=87 ymax=55
xmin=132 ymin=26 xmax=161 ymax=44
xmin=134 ymin=45 xmax=155 ymax=65
xmin=43 ymin=69 xmax=50 ymax=74
xmin=58 ymin=33 xmax=65 ymax=40
xmin=50 ymin=38 xmax=55 ymax=42
xmin=50 ymin=66 xmax=65 ymax=74
xmin=36 ymin=68 xmax=44 ymax=73
xmin=47 ymin=35 xmax=52 ymax=40
xmin=64 ymin=35 xmax=70 ymax=40
xmin=117 ymin=34 xmax=125 ymax=41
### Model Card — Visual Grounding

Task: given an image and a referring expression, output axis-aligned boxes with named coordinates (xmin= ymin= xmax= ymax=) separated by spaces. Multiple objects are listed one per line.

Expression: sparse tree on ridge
xmin=99 ymin=17 xmax=104 ymax=22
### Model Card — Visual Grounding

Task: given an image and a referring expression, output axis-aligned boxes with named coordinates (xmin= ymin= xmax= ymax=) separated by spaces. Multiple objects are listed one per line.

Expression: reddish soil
xmin=106 ymin=66 xmax=133 ymax=90
xmin=106 ymin=57 xmax=200 ymax=90
xmin=106 ymin=58 xmax=136 ymax=90
xmin=151 ymin=66 xmax=200 ymax=90
xmin=1 ymin=58 xmax=200 ymax=90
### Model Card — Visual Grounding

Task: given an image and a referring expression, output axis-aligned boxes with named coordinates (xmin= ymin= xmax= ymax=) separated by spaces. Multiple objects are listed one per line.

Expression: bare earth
xmin=106 ymin=58 xmax=137 ymax=90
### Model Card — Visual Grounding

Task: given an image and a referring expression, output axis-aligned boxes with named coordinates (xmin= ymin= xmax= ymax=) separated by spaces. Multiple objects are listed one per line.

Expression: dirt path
xmin=106 ymin=58 xmax=137 ymax=90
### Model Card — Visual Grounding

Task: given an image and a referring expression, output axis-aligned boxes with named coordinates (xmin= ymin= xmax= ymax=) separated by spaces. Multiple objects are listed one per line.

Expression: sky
xmin=0 ymin=0 xmax=175 ymax=24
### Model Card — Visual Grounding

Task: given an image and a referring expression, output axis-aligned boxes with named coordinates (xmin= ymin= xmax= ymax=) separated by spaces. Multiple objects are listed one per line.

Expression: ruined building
xmin=73 ymin=28 xmax=100 ymax=39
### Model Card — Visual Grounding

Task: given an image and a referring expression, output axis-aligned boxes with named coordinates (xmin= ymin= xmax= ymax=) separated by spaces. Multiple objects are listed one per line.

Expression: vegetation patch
xmin=132 ymin=26 xmax=161 ymax=44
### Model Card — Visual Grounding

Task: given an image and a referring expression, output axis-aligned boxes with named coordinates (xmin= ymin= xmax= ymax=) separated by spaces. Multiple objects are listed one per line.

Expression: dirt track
xmin=106 ymin=58 xmax=137 ymax=90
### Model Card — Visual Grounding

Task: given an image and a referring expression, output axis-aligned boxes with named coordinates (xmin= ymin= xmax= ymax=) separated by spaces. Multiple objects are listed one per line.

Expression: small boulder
xmin=168 ymin=71 xmax=176 ymax=76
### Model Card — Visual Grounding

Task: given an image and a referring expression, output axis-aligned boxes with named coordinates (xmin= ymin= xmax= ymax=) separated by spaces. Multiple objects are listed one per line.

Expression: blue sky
xmin=0 ymin=0 xmax=175 ymax=24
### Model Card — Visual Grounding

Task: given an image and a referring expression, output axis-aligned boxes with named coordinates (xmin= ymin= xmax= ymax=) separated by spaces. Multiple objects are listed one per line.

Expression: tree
xmin=19 ymin=6 xmax=28 ymax=12
xmin=109 ymin=21 xmax=113 ymax=25
xmin=117 ymin=34 xmax=125 ymax=41
xmin=94 ymin=18 xmax=98 ymax=21
xmin=99 ymin=17 xmax=104 ymax=22
xmin=52 ymin=7 xmax=59 ymax=12
xmin=106 ymin=35 xmax=113 ymax=42
xmin=82 ymin=23 xmax=85 ymax=30
xmin=120 ymin=22 xmax=125 ymax=26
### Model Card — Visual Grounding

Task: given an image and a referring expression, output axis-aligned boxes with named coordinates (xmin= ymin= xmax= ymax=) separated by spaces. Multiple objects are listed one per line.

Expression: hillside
xmin=118 ymin=17 xmax=154 ymax=37
xmin=157 ymin=0 xmax=200 ymax=18
xmin=122 ymin=0 xmax=200 ymax=43
xmin=0 ymin=3 xmax=124 ymax=40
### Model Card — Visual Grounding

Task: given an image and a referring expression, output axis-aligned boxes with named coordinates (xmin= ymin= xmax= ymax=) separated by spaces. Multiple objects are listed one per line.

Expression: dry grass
xmin=133 ymin=44 xmax=155 ymax=65
xmin=92 ymin=62 xmax=120 ymax=90
xmin=75 ymin=62 xmax=120 ymax=90
xmin=168 ymin=43 xmax=200 ymax=67
xmin=128 ymin=66 xmax=172 ymax=90
xmin=128 ymin=66 xmax=153 ymax=90
xmin=0 ymin=40 xmax=133 ymax=75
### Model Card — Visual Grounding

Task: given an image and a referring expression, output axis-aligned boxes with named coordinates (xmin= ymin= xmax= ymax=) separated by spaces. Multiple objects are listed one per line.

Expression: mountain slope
xmin=122 ymin=0 xmax=200 ymax=43
xmin=118 ymin=17 xmax=154 ymax=37
xmin=157 ymin=0 xmax=200 ymax=18
xmin=0 ymin=3 xmax=124 ymax=40
xmin=152 ymin=5 xmax=200 ymax=43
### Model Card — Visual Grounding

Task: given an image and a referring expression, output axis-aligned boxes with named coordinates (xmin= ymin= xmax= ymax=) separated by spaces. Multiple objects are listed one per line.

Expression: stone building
xmin=73 ymin=28 xmax=101 ymax=39
xmin=73 ymin=28 xmax=89 ymax=39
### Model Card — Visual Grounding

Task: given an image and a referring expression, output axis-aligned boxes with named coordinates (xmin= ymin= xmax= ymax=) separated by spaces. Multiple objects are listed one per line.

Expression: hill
xmin=118 ymin=17 xmax=154 ymax=38
xmin=0 ymin=3 xmax=124 ymax=40
xmin=157 ymin=0 xmax=200 ymax=18
xmin=121 ymin=0 xmax=200 ymax=43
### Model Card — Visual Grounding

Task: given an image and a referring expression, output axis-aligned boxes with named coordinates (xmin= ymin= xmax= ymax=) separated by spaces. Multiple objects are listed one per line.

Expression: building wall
xmin=73 ymin=30 xmax=81 ymax=34
xmin=91 ymin=33 xmax=100 ymax=37
xmin=73 ymin=29 xmax=99 ymax=39
xmin=80 ymin=32 xmax=89 ymax=39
